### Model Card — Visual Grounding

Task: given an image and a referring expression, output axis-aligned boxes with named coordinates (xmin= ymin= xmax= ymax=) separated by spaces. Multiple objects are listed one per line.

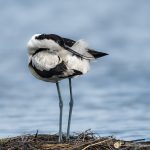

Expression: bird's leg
xmin=67 ymin=78 xmax=74 ymax=139
xmin=56 ymin=81 xmax=63 ymax=143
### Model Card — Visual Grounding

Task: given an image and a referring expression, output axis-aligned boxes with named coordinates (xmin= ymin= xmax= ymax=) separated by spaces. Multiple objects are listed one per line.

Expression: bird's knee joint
xmin=59 ymin=101 xmax=63 ymax=108
xmin=69 ymin=101 xmax=74 ymax=107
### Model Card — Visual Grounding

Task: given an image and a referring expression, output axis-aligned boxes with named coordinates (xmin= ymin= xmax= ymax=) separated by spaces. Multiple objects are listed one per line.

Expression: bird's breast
xmin=31 ymin=51 xmax=61 ymax=71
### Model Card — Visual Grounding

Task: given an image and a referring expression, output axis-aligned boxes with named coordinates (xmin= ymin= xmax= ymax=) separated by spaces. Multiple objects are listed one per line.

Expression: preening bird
xmin=27 ymin=34 xmax=108 ymax=142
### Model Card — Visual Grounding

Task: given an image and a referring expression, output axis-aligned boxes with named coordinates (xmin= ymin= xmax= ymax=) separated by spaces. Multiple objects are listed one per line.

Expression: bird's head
xmin=27 ymin=34 xmax=62 ymax=55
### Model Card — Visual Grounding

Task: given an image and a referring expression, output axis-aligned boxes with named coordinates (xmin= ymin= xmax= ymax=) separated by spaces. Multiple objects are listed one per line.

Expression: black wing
xmin=63 ymin=38 xmax=108 ymax=59
xmin=36 ymin=34 xmax=108 ymax=59
xmin=63 ymin=38 xmax=76 ymax=47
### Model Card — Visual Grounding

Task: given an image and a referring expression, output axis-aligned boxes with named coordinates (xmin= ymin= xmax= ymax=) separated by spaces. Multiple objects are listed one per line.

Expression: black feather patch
xmin=88 ymin=49 xmax=108 ymax=59
xmin=29 ymin=61 xmax=67 ymax=78
xmin=69 ymin=69 xmax=83 ymax=77
xmin=63 ymin=38 xmax=75 ymax=47
xmin=60 ymin=69 xmax=82 ymax=79
xmin=32 ymin=48 xmax=49 ymax=56
xmin=35 ymin=34 xmax=64 ymax=47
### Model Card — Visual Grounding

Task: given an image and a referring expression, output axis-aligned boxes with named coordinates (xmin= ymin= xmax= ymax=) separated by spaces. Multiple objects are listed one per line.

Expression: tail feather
xmin=88 ymin=49 xmax=108 ymax=59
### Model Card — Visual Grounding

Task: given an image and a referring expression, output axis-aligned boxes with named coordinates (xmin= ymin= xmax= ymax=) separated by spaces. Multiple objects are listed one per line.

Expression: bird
xmin=27 ymin=34 xmax=108 ymax=142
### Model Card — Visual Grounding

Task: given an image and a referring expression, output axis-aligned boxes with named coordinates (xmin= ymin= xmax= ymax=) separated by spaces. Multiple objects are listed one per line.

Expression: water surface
xmin=0 ymin=0 xmax=150 ymax=140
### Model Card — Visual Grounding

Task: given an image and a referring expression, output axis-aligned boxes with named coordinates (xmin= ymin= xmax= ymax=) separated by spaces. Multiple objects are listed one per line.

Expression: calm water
xmin=0 ymin=0 xmax=150 ymax=140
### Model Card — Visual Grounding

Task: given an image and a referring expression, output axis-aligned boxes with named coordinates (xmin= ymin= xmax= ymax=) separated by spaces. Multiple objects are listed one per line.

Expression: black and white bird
xmin=27 ymin=34 xmax=108 ymax=142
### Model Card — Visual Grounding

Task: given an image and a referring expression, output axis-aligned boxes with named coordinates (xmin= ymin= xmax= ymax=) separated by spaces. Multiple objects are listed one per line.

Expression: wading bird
xmin=27 ymin=34 xmax=108 ymax=142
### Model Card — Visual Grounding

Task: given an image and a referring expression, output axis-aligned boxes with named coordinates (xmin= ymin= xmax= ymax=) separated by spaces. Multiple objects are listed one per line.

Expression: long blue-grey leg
xmin=56 ymin=81 xmax=63 ymax=142
xmin=67 ymin=78 xmax=74 ymax=139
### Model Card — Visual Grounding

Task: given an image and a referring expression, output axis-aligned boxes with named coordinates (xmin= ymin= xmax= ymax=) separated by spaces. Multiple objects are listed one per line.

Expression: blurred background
xmin=0 ymin=0 xmax=150 ymax=140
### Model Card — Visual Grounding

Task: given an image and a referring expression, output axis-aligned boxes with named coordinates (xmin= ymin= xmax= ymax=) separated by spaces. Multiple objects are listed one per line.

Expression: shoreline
xmin=0 ymin=130 xmax=150 ymax=150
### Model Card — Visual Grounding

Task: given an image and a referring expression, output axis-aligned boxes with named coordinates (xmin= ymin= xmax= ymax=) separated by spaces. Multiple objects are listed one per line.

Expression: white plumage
xmin=64 ymin=55 xmax=90 ymax=74
xmin=27 ymin=34 xmax=62 ymax=55
xmin=71 ymin=39 xmax=88 ymax=54
xmin=31 ymin=52 xmax=61 ymax=71
xmin=65 ymin=39 xmax=90 ymax=73
xmin=27 ymin=34 xmax=93 ymax=82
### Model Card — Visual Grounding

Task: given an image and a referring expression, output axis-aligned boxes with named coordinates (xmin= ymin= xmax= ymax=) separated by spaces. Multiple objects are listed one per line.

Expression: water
xmin=0 ymin=0 xmax=150 ymax=140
